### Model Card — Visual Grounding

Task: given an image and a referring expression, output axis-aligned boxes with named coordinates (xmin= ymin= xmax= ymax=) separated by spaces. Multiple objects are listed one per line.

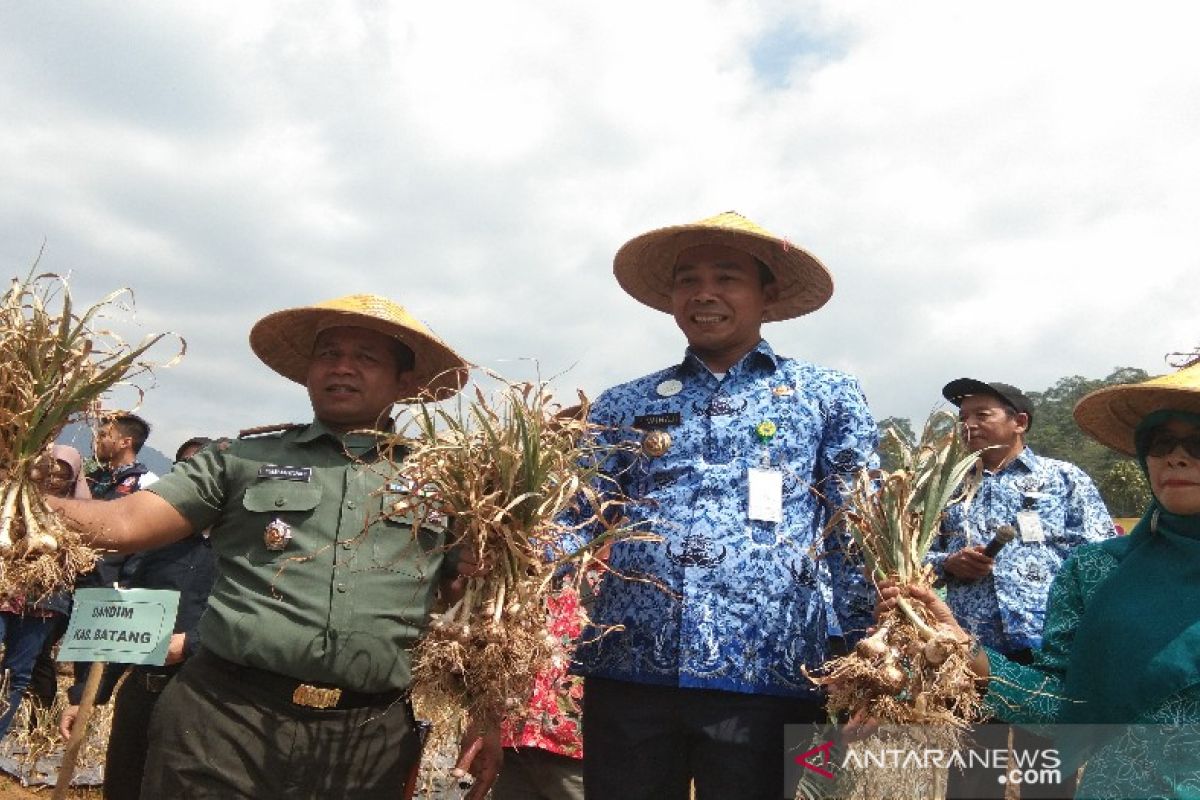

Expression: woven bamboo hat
xmin=613 ymin=211 xmax=834 ymax=321
xmin=249 ymin=294 xmax=470 ymax=400
xmin=1074 ymin=363 xmax=1200 ymax=455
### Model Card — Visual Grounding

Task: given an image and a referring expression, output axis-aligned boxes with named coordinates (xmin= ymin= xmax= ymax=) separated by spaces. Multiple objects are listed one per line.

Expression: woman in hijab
xmin=44 ymin=443 xmax=93 ymax=500
xmin=0 ymin=444 xmax=90 ymax=739
xmin=883 ymin=361 xmax=1200 ymax=798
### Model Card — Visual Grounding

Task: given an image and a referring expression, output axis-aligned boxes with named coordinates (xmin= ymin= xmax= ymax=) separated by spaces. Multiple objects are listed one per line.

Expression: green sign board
xmin=58 ymin=588 xmax=180 ymax=666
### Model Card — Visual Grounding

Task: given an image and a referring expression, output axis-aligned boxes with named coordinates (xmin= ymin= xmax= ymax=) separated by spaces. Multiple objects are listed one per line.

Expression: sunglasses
xmin=1143 ymin=430 xmax=1200 ymax=459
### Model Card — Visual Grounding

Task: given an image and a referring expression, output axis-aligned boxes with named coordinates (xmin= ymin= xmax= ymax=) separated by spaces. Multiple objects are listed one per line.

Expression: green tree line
xmin=878 ymin=367 xmax=1155 ymax=518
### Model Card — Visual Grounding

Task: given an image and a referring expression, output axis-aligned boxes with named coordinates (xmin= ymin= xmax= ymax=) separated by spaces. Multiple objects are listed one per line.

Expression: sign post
xmin=52 ymin=588 xmax=179 ymax=799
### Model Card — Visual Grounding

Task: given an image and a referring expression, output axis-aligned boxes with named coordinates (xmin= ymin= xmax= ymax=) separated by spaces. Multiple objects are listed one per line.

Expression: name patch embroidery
xmin=634 ymin=413 xmax=682 ymax=430
xmin=257 ymin=465 xmax=313 ymax=482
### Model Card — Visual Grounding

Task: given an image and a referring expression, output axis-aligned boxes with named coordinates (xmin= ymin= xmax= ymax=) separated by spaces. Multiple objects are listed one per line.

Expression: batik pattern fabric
xmin=500 ymin=586 xmax=586 ymax=758
xmin=986 ymin=544 xmax=1200 ymax=799
xmin=926 ymin=448 xmax=1114 ymax=653
xmin=571 ymin=340 xmax=878 ymax=699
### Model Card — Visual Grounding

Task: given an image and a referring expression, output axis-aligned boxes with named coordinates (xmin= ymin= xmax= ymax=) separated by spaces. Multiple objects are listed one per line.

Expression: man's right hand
xmin=943 ymin=545 xmax=995 ymax=581
xmin=452 ymin=723 xmax=502 ymax=800
xmin=59 ymin=704 xmax=80 ymax=740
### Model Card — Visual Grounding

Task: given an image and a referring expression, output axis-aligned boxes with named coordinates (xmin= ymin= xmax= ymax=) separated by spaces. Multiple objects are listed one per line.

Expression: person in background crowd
xmin=927 ymin=378 xmax=1114 ymax=798
xmin=88 ymin=413 xmax=158 ymax=499
xmin=929 ymin=378 xmax=1113 ymax=662
xmin=493 ymin=580 xmax=589 ymax=800
xmin=79 ymin=412 xmax=158 ymax=588
xmin=71 ymin=413 xmax=161 ymax=715
xmin=0 ymin=445 xmax=90 ymax=740
xmin=887 ymin=359 xmax=1200 ymax=798
xmin=492 ymin=406 xmax=595 ymax=800
xmin=60 ymin=436 xmax=217 ymax=800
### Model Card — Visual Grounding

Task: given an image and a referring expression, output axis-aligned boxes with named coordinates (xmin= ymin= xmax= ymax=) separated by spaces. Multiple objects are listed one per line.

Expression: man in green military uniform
xmin=49 ymin=295 xmax=498 ymax=798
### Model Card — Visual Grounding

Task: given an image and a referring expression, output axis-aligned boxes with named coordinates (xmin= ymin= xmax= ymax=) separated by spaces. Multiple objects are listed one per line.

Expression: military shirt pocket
xmin=242 ymin=481 xmax=323 ymax=515
xmin=375 ymin=488 xmax=448 ymax=569
xmin=381 ymin=484 xmax=447 ymax=531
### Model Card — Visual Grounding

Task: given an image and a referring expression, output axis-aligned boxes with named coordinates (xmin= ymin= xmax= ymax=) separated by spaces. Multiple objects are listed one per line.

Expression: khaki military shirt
xmin=149 ymin=420 xmax=448 ymax=693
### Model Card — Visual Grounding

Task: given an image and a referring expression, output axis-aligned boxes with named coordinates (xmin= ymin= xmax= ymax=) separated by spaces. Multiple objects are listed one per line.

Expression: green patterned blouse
xmin=986 ymin=542 xmax=1200 ymax=799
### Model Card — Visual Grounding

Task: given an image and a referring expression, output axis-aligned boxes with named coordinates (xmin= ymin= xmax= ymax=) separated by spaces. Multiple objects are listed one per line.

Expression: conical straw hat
xmin=1074 ymin=362 xmax=1200 ymax=455
xmin=613 ymin=211 xmax=833 ymax=321
xmin=250 ymin=294 xmax=470 ymax=400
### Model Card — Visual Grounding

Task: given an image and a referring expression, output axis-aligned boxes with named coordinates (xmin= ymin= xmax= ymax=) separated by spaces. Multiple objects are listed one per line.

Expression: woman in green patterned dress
xmin=887 ymin=360 xmax=1200 ymax=799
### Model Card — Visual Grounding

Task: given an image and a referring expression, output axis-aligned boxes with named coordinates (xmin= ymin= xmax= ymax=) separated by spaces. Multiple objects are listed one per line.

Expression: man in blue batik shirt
xmin=927 ymin=379 xmax=1114 ymax=662
xmin=929 ymin=381 xmax=1113 ymax=800
xmin=576 ymin=212 xmax=878 ymax=800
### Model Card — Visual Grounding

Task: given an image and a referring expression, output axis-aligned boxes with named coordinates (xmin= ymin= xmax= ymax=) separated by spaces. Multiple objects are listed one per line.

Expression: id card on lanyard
xmin=748 ymin=468 xmax=782 ymax=523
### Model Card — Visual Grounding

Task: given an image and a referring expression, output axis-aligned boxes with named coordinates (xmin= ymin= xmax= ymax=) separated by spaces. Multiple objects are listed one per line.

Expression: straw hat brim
xmin=613 ymin=224 xmax=833 ymax=322
xmin=1074 ymin=374 xmax=1200 ymax=456
xmin=250 ymin=305 xmax=470 ymax=401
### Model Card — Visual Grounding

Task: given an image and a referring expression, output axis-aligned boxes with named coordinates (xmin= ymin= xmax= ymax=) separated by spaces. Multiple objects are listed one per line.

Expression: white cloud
xmin=1 ymin=0 xmax=1198 ymax=455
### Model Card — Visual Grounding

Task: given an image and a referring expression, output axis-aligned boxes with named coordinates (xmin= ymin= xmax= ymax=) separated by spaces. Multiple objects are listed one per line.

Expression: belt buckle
xmin=292 ymin=683 xmax=342 ymax=709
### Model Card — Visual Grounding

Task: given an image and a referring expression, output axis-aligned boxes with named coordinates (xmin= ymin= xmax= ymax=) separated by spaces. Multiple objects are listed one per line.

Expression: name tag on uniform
xmin=634 ymin=413 xmax=681 ymax=429
xmin=257 ymin=465 xmax=313 ymax=482
xmin=748 ymin=468 xmax=782 ymax=523
xmin=1017 ymin=510 xmax=1045 ymax=543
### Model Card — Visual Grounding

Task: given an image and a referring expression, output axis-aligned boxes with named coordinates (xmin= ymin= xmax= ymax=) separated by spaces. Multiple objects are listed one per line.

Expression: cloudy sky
xmin=2 ymin=1 xmax=1197 ymax=454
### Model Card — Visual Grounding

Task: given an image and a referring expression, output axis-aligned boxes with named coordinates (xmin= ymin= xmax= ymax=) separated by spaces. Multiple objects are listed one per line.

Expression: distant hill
xmin=55 ymin=421 xmax=174 ymax=477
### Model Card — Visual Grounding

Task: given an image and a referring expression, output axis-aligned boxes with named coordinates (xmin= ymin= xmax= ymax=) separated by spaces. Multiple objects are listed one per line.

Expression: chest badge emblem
xmin=642 ymin=430 xmax=672 ymax=458
xmin=264 ymin=517 xmax=294 ymax=551
xmin=656 ymin=379 xmax=683 ymax=397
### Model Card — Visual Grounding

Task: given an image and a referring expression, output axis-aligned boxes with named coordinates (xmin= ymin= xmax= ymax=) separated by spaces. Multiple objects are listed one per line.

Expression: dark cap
xmin=942 ymin=378 xmax=1034 ymax=430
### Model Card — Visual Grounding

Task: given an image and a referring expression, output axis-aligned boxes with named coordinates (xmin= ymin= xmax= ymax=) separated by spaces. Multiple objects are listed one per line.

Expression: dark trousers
xmin=141 ymin=649 xmax=420 ymax=799
xmin=27 ymin=613 xmax=68 ymax=712
xmin=583 ymin=677 xmax=824 ymax=800
xmin=492 ymin=747 xmax=584 ymax=800
xmin=104 ymin=668 xmax=174 ymax=800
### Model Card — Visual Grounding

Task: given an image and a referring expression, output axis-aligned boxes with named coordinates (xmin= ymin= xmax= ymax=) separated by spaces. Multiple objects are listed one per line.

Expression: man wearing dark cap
xmin=927 ymin=378 xmax=1113 ymax=795
xmin=929 ymin=378 xmax=1113 ymax=660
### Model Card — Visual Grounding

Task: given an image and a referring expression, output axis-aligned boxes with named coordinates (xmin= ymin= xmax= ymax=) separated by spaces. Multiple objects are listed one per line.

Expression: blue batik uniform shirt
xmin=926 ymin=447 xmax=1114 ymax=654
xmin=573 ymin=340 xmax=878 ymax=699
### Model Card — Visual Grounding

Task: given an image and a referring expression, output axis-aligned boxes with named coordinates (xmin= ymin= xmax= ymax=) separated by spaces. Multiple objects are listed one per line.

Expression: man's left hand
xmin=439 ymin=540 xmax=491 ymax=603
xmin=451 ymin=724 xmax=502 ymax=800
xmin=944 ymin=545 xmax=994 ymax=581
xmin=164 ymin=632 xmax=187 ymax=665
